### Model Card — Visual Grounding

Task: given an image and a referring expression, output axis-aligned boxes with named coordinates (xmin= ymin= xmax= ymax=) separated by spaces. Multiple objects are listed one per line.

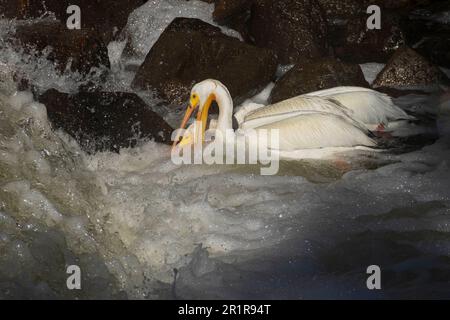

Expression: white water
xmin=123 ymin=0 xmax=241 ymax=62
xmin=1 ymin=1 xmax=450 ymax=299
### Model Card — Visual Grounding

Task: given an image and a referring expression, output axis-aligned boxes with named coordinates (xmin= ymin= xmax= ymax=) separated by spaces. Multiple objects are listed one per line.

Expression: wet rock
xmin=132 ymin=17 xmax=277 ymax=108
xmin=403 ymin=2 xmax=450 ymax=67
xmin=374 ymin=86 xmax=429 ymax=98
xmin=318 ymin=0 xmax=431 ymax=24
xmin=60 ymin=0 xmax=146 ymax=43
xmin=38 ymin=89 xmax=173 ymax=153
xmin=0 ymin=0 xmax=145 ymax=43
xmin=270 ymin=58 xmax=369 ymax=103
xmin=317 ymin=0 xmax=370 ymax=24
xmin=378 ymin=0 xmax=432 ymax=10
xmin=406 ymin=1 xmax=450 ymax=43
xmin=330 ymin=11 xmax=407 ymax=63
xmin=212 ymin=0 xmax=253 ymax=41
xmin=213 ymin=0 xmax=251 ymax=22
xmin=0 ymin=0 xmax=59 ymax=19
xmin=248 ymin=0 xmax=328 ymax=64
xmin=373 ymin=47 xmax=449 ymax=89
xmin=13 ymin=21 xmax=110 ymax=75
xmin=414 ymin=36 xmax=450 ymax=68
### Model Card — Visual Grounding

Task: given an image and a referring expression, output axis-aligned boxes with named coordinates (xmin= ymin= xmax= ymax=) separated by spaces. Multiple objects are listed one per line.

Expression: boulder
xmin=13 ymin=21 xmax=110 ymax=75
xmin=377 ymin=0 xmax=432 ymax=10
xmin=317 ymin=0 xmax=371 ymax=24
xmin=404 ymin=2 xmax=450 ymax=67
xmin=270 ymin=58 xmax=369 ymax=103
xmin=318 ymin=0 xmax=432 ymax=24
xmin=248 ymin=0 xmax=328 ymax=64
xmin=132 ymin=17 xmax=277 ymax=108
xmin=0 ymin=0 xmax=59 ymax=19
xmin=415 ymin=36 xmax=450 ymax=68
xmin=0 ymin=0 xmax=145 ymax=43
xmin=330 ymin=11 xmax=407 ymax=63
xmin=373 ymin=47 xmax=449 ymax=89
xmin=406 ymin=1 xmax=450 ymax=43
xmin=213 ymin=0 xmax=251 ymax=22
xmin=39 ymin=89 xmax=173 ymax=153
xmin=212 ymin=0 xmax=253 ymax=41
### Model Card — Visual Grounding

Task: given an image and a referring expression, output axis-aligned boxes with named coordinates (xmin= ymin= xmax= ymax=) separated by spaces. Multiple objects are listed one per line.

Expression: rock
xmin=330 ymin=11 xmax=407 ymax=63
xmin=270 ymin=58 xmax=369 ymax=103
xmin=38 ymin=89 xmax=173 ymax=153
xmin=373 ymin=47 xmax=449 ymax=89
xmin=404 ymin=2 xmax=450 ymax=62
xmin=0 ymin=0 xmax=58 ymax=19
xmin=248 ymin=0 xmax=328 ymax=64
xmin=213 ymin=0 xmax=251 ymax=22
xmin=374 ymin=86 xmax=429 ymax=98
xmin=132 ymin=17 xmax=277 ymax=108
xmin=415 ymin=36 xmax=450 ymax=68
xmin=407 ymin=1 xmax=450 ymax=38
xmin=12 ymin=21 xmax=110 ymax=75
xmin=318 ymin=0 xmax=432 ymax=24
xmin=0 ymin=0 xmax=145 ymax=43
xmin=317 ymin=0 xmax=371 ymax=24
xmin=212 ymin=0 xmax=253 ymax=41
xmin=378 ymin=0 xmax=432 ymax=10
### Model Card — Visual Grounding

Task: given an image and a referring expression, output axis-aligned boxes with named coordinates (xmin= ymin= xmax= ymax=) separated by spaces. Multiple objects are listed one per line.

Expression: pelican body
xmin=172 ymin=79 xmax=413 ymax=159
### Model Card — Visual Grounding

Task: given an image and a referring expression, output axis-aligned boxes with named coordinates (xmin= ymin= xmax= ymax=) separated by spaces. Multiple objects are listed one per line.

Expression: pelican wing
xmin=305 ymin=87 xmax=414 ymax=125
xmin=241 ymin=96 xmax=364 ymax=130
xmin=234 ymin=102 xmax=265 ymax=126
xmin=243 ymin=113 xmax=376 ymax=151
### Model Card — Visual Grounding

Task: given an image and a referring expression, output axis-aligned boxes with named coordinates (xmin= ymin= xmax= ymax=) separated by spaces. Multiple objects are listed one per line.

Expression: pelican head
xmin=172 ymin=79 xmax=221 ymax=150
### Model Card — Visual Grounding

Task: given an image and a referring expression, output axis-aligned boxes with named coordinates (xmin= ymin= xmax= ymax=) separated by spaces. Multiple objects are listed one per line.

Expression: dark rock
xmin=248 ymin=0 xmax=328 ymax=64
xmin=213 ymin=0 xmax=251 ymax=22
xmin=0 ymin=0 xmax=145 ymax=43
xmin=213 ymin=0 xmax=253 ymax=42
xmin=270 ymin=58 xmax=369 ymax=103
xmin=374 ymin=86 xmax=430 ymax=98
xmin=404 ymin=1 xmax=450 ymax=68
xmin=330 ymin=11 xmax=407 ymax=63
xmin=377 ymin=0 xmax=432 ymax=10
xmin=403 ymin=1 xmax=450 ymax=48
xmin=132 ymin=17 xmax=277 ymax=108
xmin=415 ymin=36 xmax=450 ymax=68
xmin=0 ymin=0 xmax=59 ymax=19
xmin=317 ymin=0 xmax=371 ymax=24
xmin=373 ymin=47 xmax=449 ymax=89
xmin=13 ymin=21 xmax=110 ymax=75
xmin=39 ymin=89 xmax=173 ymax=153
xmin=318 ymin=0 xmax=432 ymax=24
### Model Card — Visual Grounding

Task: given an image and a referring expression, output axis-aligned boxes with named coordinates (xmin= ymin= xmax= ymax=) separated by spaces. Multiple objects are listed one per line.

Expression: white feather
xmin=242 ymin=96 xmax=367 ymax=132
xmin=305 ymin=86 xmax=415 ymax=125
xmin=244 ymin=113 xmax=376 ymax=151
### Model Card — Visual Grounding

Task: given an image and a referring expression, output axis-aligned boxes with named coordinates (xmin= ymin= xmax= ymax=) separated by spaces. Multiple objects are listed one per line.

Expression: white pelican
xmin=172 ymin=79 xmax=412 ymax=159
xmin=304 ymin=86 xmax=415 ymax=131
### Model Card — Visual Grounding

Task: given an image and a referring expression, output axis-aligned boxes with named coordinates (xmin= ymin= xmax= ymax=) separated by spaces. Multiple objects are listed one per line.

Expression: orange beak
xmin=172 ymin=95 xmax=200 ymax=151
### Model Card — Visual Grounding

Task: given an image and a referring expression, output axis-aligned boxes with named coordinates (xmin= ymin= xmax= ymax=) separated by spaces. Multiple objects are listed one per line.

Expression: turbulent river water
xmin=1 ymin=0 xmax=450 ymax=299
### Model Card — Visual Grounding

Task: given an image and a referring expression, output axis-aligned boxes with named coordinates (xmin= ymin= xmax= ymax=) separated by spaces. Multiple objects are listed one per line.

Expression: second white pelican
xmin=172 ymin=79 xmax=412 ymax=159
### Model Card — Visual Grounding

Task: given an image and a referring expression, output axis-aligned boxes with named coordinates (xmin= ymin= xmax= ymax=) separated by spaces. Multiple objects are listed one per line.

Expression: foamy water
xmin=1 ymin=1 xmax=450 ymax=299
